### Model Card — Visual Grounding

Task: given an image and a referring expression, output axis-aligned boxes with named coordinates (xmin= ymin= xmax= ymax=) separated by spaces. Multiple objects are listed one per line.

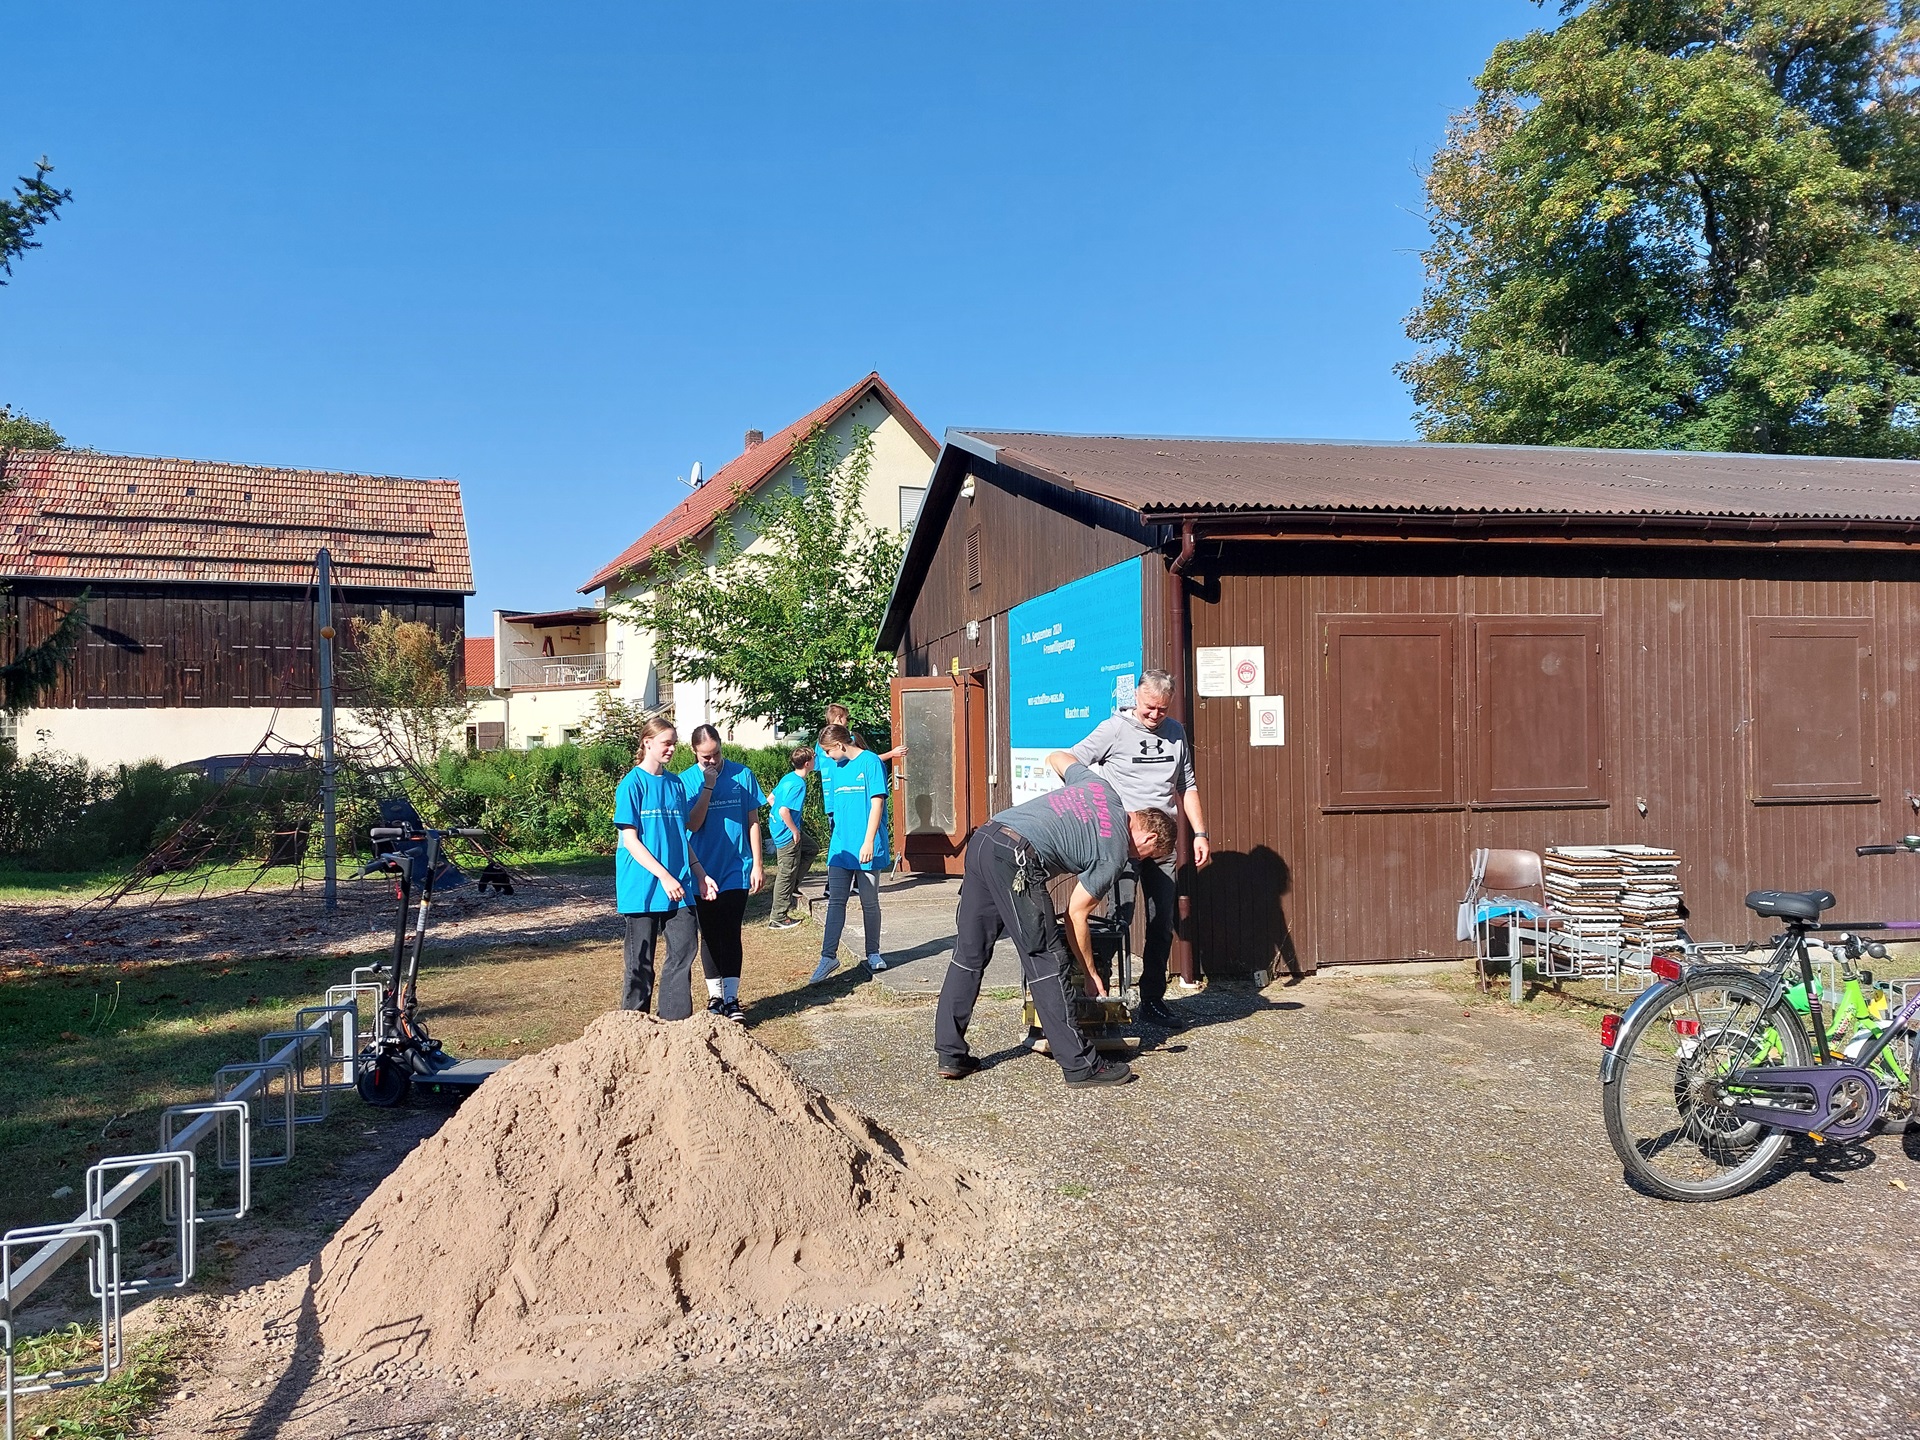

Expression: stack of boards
xmin=1543 ymin=844 xmax=1684 ymax=953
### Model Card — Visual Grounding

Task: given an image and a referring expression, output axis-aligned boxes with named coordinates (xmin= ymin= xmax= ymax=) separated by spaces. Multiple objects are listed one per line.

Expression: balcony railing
xmin=497 ymin=651 xmax=620 ymax=690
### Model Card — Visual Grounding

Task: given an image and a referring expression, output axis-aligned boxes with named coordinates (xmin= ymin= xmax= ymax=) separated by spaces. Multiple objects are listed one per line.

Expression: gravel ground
xmin=129 ymin=965 xmax=1920 ymax=1440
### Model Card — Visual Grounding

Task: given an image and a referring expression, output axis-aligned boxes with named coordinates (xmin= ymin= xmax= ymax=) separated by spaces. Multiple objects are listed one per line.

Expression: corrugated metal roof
xmin=0 ymin=449 xmax=473 ymax=591
xmin=960 ymin=432 xmax=1920 ymax=523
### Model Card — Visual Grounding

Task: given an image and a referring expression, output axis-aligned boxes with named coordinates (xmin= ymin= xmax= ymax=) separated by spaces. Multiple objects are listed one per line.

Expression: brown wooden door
xmin=891 ymin=672 xmax=989 ymax=875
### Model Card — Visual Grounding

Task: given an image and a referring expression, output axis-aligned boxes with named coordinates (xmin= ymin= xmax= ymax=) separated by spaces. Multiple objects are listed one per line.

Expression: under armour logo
xmin=1139 ymin=738 xmax=1165 ymax=755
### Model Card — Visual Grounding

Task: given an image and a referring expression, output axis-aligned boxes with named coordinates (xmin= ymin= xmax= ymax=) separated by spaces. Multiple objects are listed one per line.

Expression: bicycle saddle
xmin=1744 ymin=889 xmax=1836 ymax=921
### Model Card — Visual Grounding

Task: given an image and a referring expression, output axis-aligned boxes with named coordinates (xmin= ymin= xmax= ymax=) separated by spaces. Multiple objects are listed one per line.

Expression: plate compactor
xmin=1025 ymin=871 xmax=1139 ymax=1057
xmin=354 ymin=810 xmax=516 ymax=1106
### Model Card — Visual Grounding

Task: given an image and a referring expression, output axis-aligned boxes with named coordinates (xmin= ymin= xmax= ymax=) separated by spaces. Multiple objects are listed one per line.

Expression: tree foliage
xmin=1401 ymin=2 xmax=1920 ymax=455
xmin=620 ymin=423 xmax=907 ymax=741
xmin=342 ymin=611 xmax=469 ymax=765
xmin=0 ymin=404 xmax=62 ymax=450
xmin=0 ymin=156 xmax=68 ymax=283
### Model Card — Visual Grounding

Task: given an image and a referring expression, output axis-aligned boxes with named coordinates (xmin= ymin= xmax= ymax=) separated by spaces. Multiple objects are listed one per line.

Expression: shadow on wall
xmin=1189 ymin=844 xmax=1303 ymax=981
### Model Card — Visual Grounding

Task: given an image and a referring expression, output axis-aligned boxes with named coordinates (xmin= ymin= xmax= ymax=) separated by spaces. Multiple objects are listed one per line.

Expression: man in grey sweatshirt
xmin=1069 ymin=669 xmax=1211 ymax=1028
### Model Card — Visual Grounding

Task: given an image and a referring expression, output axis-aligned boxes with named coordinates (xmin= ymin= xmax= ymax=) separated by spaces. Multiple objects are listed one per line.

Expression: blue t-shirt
xmin=768 ymin=770 xmax=808 ymax=849
xmin=613 ymin=766 xmax=694 ymax=914
xmin=814 ymin=744 xmax=840 ymax=818
xmin=680 ymin=760 xmax=766 ymax=893
xmin=825 ymin=748 xmax=890 ymax=872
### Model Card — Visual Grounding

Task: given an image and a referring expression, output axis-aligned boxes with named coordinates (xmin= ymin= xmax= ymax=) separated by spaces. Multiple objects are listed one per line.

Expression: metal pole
xmin=318 ymin=548 xmax=337 ymax=912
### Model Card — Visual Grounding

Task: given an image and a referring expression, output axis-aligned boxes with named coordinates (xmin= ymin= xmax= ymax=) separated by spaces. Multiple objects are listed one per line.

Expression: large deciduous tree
xmin=1401 ymin=2 xmax=1920 ymax=455
xmin=621 ymin=423 xmax=906 ymax=741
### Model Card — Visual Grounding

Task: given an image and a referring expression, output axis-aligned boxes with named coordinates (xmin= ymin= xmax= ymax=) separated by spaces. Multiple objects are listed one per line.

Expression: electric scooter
xmin=354 ymin=816 xmax=515 ymax=1106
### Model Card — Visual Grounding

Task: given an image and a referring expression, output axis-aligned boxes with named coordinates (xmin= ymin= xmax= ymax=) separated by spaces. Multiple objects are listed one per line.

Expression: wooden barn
xmin=0 ymin=449 xmax=471 ymax=767
xmin=878 ymin=431 xmax=1920 ymax=977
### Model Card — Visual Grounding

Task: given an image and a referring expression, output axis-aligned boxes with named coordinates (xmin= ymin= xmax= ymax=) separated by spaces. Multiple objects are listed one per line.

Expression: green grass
xmin=11 ymin=1317 xmax=181 ymax=1439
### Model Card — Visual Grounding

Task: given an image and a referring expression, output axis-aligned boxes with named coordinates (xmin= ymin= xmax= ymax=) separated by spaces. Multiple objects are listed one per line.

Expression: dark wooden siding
xmin=2 ymin=583 xmax=466 ymax=708
xmin=899 ymin=461 xmax=1163 ymax=817
xmin=1188 ymin=543 xmax=1920 ymax=974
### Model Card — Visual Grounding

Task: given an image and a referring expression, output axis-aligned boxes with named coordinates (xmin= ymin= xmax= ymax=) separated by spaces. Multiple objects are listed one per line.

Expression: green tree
xmin=342 ymin=611 xmax=470 ymax=766
xmin=619 ymin=423 xmax=907 ymax=740
xmin=1401 ymin=2 xmax=1920 ymax=455
xmin=1 ymin=155 xmax=78 ymax=718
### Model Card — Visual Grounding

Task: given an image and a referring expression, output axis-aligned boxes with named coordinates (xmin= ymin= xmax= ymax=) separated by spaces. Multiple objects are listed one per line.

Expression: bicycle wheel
xmin=1602 ymin=971 xmax=1810 ymax=1202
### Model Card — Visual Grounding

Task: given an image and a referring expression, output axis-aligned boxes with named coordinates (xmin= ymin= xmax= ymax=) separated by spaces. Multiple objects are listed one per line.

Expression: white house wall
xmin=16 ymin=706 xmax=388 ymax=770
xmin=603 ymin=394 xmax=933 ymax=749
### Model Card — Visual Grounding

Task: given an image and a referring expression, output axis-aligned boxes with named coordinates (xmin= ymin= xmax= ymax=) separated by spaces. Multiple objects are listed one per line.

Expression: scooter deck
xmin=414 ymin=1058 xmax=510 ymax=1097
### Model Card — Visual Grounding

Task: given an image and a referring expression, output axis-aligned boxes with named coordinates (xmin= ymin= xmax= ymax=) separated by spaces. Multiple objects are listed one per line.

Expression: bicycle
xmin=1599 ymin=843 xmax=1920 ymax=1201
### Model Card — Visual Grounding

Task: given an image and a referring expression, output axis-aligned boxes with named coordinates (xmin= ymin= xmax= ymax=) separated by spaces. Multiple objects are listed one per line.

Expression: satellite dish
xmin=690 ymin=461 xmax=705 ymax=488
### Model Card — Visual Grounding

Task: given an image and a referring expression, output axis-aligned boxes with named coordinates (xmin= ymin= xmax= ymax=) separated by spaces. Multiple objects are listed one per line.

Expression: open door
xmin=891 ymin=671 xmax=989 ymax=875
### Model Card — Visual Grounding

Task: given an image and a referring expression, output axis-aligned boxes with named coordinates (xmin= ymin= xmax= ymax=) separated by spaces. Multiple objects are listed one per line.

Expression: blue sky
xmin=1 ymin=1 xmax=1542 ymax=622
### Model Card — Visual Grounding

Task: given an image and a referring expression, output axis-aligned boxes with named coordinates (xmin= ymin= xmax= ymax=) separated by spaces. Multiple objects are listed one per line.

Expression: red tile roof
xmin=464 ymin=636 xmax=495 ymax=686
xmin=579 ymin=372 xmax=935 ymax=593
xmin=0 ymin=449 xmax=473 ymax=591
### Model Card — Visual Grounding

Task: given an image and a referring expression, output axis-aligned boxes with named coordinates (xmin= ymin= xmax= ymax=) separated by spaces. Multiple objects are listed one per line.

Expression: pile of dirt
xmin=311 ymin=1010 xmax=996 ymax=1389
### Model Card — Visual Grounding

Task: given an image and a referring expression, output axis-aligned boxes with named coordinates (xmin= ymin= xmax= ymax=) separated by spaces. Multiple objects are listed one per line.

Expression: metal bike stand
xmin=159 ymin=1102 xmax=250 ymax=1221
xmin=85 ymin=1153 xmax=194 ymax=1293
xmin=214 ymin=1061 xmax=296 ymax=1166
xmin=257 ymin=1031 xmax=332 ymax=1125
xmin=295 ymin=1004 xmax=359 ymax=1090
xmin=2 ymin=1218 xmax=122 ymax=1440
xmin=326 ymin=981 xmax=385 ymax=1044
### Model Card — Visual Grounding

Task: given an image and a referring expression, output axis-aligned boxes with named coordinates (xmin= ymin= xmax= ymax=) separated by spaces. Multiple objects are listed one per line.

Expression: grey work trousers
xmin=622 ymin=908 xmax=699 ymax=1019
xmin=769 ymin=833 xmax=816 ymax=920
xmin=1133 ymin=854 xmax=1178 ymax=1002
xmin=934 ymin=824 xmax=1099 ymax=1082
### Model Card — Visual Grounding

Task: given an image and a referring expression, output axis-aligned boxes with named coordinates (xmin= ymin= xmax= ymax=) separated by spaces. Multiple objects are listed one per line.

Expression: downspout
xmin=1167 ymin=523 xmax=1200 ymax=986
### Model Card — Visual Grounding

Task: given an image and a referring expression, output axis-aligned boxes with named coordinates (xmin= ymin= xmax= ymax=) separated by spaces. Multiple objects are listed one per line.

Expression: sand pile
xmin=311 ymin=1010 xmax=996 ymax=1388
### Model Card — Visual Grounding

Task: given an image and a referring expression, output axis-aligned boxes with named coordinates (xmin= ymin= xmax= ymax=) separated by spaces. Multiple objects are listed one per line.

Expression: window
xmin=1472 ymin=617 xmax=1605 ymax=806
xmin=1748 ymin=618 xmax=1875 ymax=801
xmin=1321 ymin=616 xmax=1459 ymax=809
xmin=898 ymin=486 xmax=927 ymax=533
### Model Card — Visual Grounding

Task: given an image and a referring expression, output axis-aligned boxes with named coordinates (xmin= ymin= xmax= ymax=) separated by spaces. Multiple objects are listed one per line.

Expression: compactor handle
xmin=453 ymin=828 xmax=489 ymax=840
xmin=1859 ymin=845 xmax=1902 ymax=855
xmin=370 ymin=826 xmax=405 ymax=840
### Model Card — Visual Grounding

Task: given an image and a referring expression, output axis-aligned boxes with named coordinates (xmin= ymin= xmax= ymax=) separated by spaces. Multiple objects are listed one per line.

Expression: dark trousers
xmin=696 ymin=888 xmax=750 ymax=980
xmin=1135 ymin=856 xmax=1177 ymax=1002
xmin=769 ymin=834 xmax=815 ymax=919
xmin=935 ymin=825 xmax=1099 ymax=1081
xmin=622 ymin=908 xmax=699 ymax=1019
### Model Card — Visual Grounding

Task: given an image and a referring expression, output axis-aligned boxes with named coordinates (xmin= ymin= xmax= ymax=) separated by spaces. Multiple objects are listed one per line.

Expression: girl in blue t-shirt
xmin=613 ymin=716 xmax=718 ymax=1019
xmin=809 ymin=723 xmax=891 ymax=984
xmin=681 ymin=724 xmax=766 ymax=1023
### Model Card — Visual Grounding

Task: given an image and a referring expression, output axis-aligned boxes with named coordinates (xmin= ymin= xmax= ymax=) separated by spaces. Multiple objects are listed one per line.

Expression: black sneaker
xmin=937 ymin=1054 xmax=981 ymax=1081
xmin=768 ymin=914 xmax=803 ymax=931
xmin=1064 ymin=1059 xmax=1134 ymax=1089
xmin=722 ymin=997 xmax=747 ymax=1024
xmin=1138 ymin=998 xmax=1188 ymax=1030
xmin=706 ymin=997 xmax=727 ymax=1017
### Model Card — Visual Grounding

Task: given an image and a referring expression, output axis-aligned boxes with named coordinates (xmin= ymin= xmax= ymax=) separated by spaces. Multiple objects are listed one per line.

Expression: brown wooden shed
xmin=879 ymin=431 xmax=1920 ymax=977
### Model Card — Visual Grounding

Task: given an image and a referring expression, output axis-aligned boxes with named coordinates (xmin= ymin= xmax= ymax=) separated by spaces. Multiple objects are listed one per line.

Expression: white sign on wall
xmin=1195 ymin=646 xmax=1233 ymax=696
xmin=1250 ymin=696 xmax=1285 ymax=747
xmin=1008 ymin=747 xmax=1064 ymax=805
xmin=1229 ymin=646 xmax=1266 ymax=696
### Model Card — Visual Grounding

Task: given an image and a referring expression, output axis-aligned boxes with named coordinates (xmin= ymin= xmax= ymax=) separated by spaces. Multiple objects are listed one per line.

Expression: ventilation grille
xmin=965 ymin=527 xmax=981 ymax=589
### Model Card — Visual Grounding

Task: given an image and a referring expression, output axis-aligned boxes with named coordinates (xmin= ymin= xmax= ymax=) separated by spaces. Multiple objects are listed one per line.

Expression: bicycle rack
xmin=295 ymin=1004 xmax=358 ymax=1090
xmin=257 ymin=1031 xmax=333 ymax=1125
xmin=214 ymin=1061 xmax=296 ymax=1166
xmin=160 ymin=1102 xmax=250 ymax=1219
xmin=325 ymin=981 xmax=385 ymax=1044
xmin=2 ymin=1218 xmax=122 ymax=1440
xmin=85 ymin=1153 xmax=193 ymax=1292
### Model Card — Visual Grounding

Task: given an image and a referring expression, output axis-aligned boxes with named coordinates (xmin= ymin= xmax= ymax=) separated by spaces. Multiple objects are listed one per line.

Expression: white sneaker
xmin=809 ymin=954 xmax=840 ymax=984
xmin=866 ymin=953 xmax=888 ymax=973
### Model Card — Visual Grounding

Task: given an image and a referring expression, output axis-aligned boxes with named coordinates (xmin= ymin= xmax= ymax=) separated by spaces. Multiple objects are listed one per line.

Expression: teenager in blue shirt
xmin=681 ymin=724 xmax=765 ymax=1023
xmin=809 ymin=723 xmax=891 ymax=984
xmin=614 ymin=716 xmax=717 ymax=1019
xmin=767 ymin=746 xmax=815 ymax=930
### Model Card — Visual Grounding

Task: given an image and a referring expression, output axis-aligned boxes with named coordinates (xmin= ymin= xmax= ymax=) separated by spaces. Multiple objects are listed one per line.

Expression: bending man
xmin=1071 ymin=669 xmax=1210 ymax=1029
xmin=934 ymin=750 xmax=1174 ymax=1089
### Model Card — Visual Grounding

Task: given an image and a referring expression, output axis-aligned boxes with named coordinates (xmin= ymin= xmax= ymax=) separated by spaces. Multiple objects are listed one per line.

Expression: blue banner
xmin=1007 ymin=556 xmax=1143 ymax=751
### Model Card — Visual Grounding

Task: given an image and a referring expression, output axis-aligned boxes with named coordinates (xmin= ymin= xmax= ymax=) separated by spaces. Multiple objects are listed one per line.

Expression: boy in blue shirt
xmin=809 ymin=723 xmax=891 ymax=984
xmin=614 ymin=717 xmax=717 ymax=1019
xmin=767 ymin=746 xmax=816 ymax=930
xmin=681 ymin=724 xmax=766 ymax=1022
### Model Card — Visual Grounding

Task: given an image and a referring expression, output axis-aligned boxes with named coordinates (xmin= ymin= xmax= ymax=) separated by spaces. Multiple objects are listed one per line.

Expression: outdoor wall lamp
xmin=960 ymin=476 xmax=976 ymax=501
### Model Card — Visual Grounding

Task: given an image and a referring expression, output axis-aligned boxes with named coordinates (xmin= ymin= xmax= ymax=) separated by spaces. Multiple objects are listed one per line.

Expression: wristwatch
xmin=1192 ymin=831 xmax=1208 ymax=839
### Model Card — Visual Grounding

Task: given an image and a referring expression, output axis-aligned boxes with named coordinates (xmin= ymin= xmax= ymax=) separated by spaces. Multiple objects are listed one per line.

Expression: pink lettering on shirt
xmin=1047 ymin=782 xmax=1113 ymax=837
